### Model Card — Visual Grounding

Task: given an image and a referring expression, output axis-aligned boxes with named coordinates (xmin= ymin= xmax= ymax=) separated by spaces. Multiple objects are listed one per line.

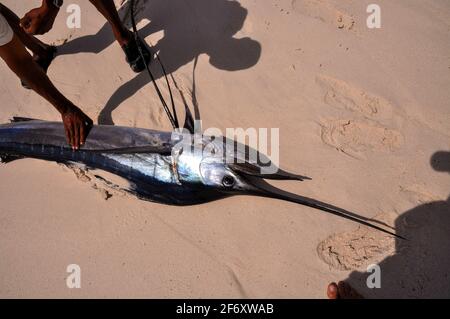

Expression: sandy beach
xmin=0 ymin=0 xmax=449 ymax=298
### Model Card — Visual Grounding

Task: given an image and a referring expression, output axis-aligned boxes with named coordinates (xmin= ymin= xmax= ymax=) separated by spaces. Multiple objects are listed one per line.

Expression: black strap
xmin=129 ymin=0 xmax=179 ymax=130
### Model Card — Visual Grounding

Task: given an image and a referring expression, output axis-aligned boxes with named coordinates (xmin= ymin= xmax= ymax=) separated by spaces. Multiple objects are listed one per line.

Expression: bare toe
xmin=327 ymin=282 xmax=339 ymax=299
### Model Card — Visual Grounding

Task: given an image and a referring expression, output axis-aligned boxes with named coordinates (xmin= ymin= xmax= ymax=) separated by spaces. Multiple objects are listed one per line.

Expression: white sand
xmin=0 ymin=0 xmax=449 ymax=298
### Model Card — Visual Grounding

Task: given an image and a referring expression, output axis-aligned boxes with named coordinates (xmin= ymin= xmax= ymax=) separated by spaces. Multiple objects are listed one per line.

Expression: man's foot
xmin=327 ymin=282 xmax=363 ymax=299
xmin=121 ymin=34 xmax=152 ymax=73
xmin=21 ymin=46 xmax=57 ymax=89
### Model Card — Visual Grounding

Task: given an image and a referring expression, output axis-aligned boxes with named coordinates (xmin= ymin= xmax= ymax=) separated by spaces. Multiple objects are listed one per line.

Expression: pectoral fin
xmin=229 ymin=162 xmax=311 ymax=181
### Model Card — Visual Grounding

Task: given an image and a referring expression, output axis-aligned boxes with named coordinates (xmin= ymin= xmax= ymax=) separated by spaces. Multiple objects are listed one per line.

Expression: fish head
xmin=196 ymin=136 xmax=310 ymax=195
xmin=199 ymin=158 xmax=258 ymax=194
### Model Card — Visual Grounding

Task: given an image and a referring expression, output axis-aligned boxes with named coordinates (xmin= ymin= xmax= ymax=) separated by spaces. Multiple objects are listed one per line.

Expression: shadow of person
xmin=338 ymin=151 xmax=450 ymax=298
xmin=58 ymin=0 xmax=262 ymax=125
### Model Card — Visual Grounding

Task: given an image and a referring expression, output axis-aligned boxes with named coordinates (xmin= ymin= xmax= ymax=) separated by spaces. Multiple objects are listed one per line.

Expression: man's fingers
xmin=40 ymin=21 xmax=54 ymax=36
xmin=19 ymin=16 xmax=31 ymax=29
xmin=34 ymin=22 xmax=50 ymax=36
xmin=80 ymin=122 xmax=86 ymax=146
xmin=68 ymin=122 xmax=76 ymax=150
xmin=24 ymin=24 xmax=36 ymax=35
xmin=63 ymin=119 xmax=76 ymax=150
xmin=65 ymin=123 xmax=74 ymax=149
xmin=20 ymin=17 xmax=35 ymax=34
xmin=74 ymin=123 xmax=80 ymax=150
xmin=64 ymin=123 xmax=71 ymax=147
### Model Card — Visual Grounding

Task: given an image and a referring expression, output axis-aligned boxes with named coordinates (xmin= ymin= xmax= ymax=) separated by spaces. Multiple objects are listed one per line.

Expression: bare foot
xmin=327 ymin=281 xmax=363 ymax=299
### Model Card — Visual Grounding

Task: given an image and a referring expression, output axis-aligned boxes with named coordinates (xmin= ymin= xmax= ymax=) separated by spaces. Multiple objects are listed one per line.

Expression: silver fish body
xmin=0 ymin=119 xmax=403 ymax=238
xmin=0 ymin=120 xmax=226 ymax=204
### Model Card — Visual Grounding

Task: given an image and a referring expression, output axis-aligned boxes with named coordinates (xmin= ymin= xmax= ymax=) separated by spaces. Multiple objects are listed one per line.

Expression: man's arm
xmin=0 ymin=34 xmax=92 ymax=149
xmin=20 ymin=0 xmax=61 ymax=35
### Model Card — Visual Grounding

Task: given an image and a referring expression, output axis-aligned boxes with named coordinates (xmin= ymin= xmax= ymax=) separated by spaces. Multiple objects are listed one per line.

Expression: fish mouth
xmin=229 ymin=162 xmax=405 ymax=240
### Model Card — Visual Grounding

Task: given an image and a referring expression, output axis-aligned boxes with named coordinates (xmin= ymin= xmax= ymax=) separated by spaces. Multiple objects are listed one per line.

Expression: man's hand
xmin=61 ymin=106 xmax=93 ymax=150
xmin=20 ymin=4 xmax=59 ymax=35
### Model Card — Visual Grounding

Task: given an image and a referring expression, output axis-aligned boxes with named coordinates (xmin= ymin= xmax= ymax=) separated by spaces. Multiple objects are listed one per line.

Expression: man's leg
xmin=0 ymin=3 xmax=53 ymax=60
xmin=88 ymin=0 xmax=132 ymax=46
xmin=89 ymin=0 xmax=151 ymax=73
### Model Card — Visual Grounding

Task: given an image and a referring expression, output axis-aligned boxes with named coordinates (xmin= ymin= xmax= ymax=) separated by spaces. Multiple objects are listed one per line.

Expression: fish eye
xmin=222 ymin=175 xmax=235 ymax=188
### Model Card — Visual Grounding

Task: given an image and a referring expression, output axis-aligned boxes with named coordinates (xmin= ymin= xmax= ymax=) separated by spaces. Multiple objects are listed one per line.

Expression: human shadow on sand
xmin=342 ymin=151 xmax=450 ymax=298
xmin=58 ymin=0 xmax=261 ymax=125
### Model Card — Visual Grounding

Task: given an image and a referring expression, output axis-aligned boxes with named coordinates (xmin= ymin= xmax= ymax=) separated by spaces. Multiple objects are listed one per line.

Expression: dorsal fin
xmin=10 ymin=117 xmax=42 ymax=123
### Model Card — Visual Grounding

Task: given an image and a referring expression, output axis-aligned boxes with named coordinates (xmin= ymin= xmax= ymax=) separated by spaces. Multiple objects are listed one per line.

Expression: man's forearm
xmin=0 ymin=36 xmax=73 ymax=115
xmin=16 ymin=58 xmax=72 ymax=114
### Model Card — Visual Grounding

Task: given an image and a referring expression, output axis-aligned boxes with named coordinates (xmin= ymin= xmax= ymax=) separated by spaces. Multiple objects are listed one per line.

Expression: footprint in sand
xmin=61 ymin=164 xmax=128 ymax=201
xmin=317 ymin=212 xmax=397 ymax=271
xmin=399 ymin=185 xmax=442 ymax=206
xmin=291 ymin=0 xmax=355 ymax=31
xmin=316 ymin=75 xmax=404 ymax=159
xmin=320 ymin=119 xmax=404 ymax=160
xmin=316 ymin=75 xmax=397 ymax=121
